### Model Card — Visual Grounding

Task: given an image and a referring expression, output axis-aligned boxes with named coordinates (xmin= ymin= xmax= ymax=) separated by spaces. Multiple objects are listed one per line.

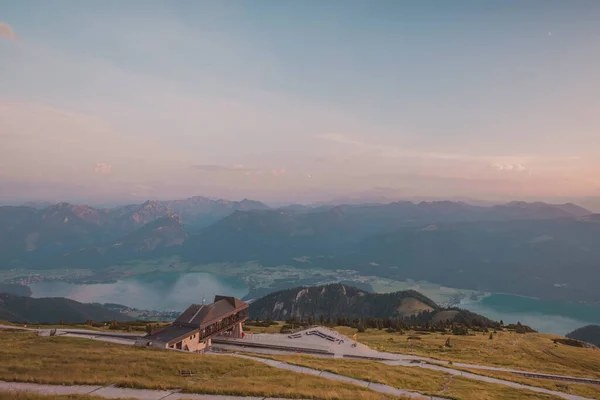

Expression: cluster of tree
xmin=268 ymin=310 xmax=508 ymax=335
xmin=35 ymin=318 xmax=157 ymax=333
xmin=505 ymin=322 xmax=537 ymax=334
xmin=244 ymin=317 xmax=277 ymax=328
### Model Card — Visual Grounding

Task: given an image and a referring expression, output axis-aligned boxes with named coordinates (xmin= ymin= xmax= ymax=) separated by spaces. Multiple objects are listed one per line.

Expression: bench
xmin=179 ymin=370 xmax=195 ymax=376
xmin=306 ymin=330 xmax=336 ymax=342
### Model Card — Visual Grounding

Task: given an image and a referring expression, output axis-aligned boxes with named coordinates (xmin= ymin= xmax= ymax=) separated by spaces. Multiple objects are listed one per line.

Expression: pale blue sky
xmin=1 ymin=1 xmax=599 ymax=205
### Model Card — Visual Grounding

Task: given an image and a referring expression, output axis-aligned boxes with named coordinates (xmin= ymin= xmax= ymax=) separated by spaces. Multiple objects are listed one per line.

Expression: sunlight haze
xmin=1 ymin=1 xmax=600 ymax=207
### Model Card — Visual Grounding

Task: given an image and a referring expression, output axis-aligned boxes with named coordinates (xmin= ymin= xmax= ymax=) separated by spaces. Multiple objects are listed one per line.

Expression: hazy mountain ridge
xmin=0 ymin=293 xmax=133 ymax=324
xmin=566 ymin=325 xmax=600 ymax=347
xmin=61 ymin=213 xmax=187 ymax=269
xmin=248 ymin=283 xmax=493 ymax=325
xmin=1 ymin=198 xmax=598 ymax=302
xmin=0 ymin=283 xmax=32 ymax=297
xmin=161 ymin=196 xmax=270 ymax=231
xmin=181 ymin=204 xmax=600 ymax=301
xmin=0 ymin=196 xmax=269 ymax=266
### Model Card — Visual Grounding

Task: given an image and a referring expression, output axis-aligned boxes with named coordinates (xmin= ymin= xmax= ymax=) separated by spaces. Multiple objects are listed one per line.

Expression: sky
xmin=1 ymin=1 xmax=600 ymax=207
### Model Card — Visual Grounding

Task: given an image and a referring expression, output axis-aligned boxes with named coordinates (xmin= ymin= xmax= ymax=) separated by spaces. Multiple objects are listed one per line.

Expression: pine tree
xmin=357 ymin=322 xmax=366 ymax=333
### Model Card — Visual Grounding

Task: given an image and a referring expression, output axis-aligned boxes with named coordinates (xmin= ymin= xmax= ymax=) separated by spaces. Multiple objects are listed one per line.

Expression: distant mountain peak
xmin=497 ymin=201 xmax=591 ymax=218
xmin=249 ymin=283 xmax=441 ymax=320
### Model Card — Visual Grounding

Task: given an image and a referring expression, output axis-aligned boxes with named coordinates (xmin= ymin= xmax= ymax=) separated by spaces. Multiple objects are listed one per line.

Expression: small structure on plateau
xmin=136 ymin=295 xmax=248 ymax=352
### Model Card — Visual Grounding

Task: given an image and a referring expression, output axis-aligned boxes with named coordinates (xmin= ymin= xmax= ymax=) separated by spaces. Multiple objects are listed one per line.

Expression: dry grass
xmin=0 ymin=394 xmax=136 ymax=400
xmin=458 ymin=368 xmax=600 ymax=399
xmin=248 ymin=353 xmax=565 ymax=400
xmin=0 ymin=331 xmax=391 ymax=400
xmin=332 ymin=326 xmax=600 ymax=379
xmin=243 ymin=321 xmax=286 ymax=334
xmin=0 ymin=320 xmax=170 ymax=333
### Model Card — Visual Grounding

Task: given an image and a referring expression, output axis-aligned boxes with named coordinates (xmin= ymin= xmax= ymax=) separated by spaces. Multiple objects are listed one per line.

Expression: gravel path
xmin=233 ymin=353 xmax=592 ymax=400
xmin=0 ymin=380 xmax=297 ymax=400
xmin=232 ymin=353 xmax=443 ymax=399
xmin=215 ymin=327 xmax=600 ymax=386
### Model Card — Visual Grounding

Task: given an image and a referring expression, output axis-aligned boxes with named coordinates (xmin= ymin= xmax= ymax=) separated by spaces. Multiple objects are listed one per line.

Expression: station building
xmin=137 ymin=295 xmax=248 ymax=352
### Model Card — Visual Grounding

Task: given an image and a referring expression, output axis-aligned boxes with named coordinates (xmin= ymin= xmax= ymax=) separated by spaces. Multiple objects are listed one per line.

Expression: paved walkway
xmin=233 ymin=353 xmax=592 ymax=400
xmin=216 ymin=327 xmax=600 ymax=386
xmin=232 ymin=354 xmax=444 ymax=399
xmin=0 ymin=381 xmax=296 ymax=400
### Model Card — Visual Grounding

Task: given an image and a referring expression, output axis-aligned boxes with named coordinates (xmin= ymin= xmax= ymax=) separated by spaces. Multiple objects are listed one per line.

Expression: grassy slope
xmin=249 ymin=354 xmax=564 ymax=400
xmin=0 ymin=320 xmax=171 ymax=333
xmin=242 ymin=321 xmax=286 ymax=334
xmin=458 ymin=368 xmax=600 ymax=400
xmin=0 ymin=332 xmax=391 ymax=400
xmin=333 ymin=327 xmax=600 ymax=379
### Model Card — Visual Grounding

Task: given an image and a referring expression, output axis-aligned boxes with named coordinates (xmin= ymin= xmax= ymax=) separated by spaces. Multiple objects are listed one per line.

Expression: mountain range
xmin=1 ymin=196 xmax=599 ymax=302
xmin=0 ymin=196 xmax=268 ymax=267
xmin=249 ymin=283 xmax=494 ymax=327
xmin=0 ymin=293 xmax=133 ymax=324
xmin=567 ymin=325 xmax=600 ymax=347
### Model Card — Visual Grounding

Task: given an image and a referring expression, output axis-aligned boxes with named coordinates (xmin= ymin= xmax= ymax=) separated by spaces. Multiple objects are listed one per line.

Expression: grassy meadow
xmin=0 ymin=394 xmax=134 ymax=400
xmin=457 ymin=368 xmax=600 ymax=399
xmin=332 ymin=326 xmax=600 ymax=379
xmin=247 ymin=353 xmax=567 ymax=400
xmin=0 ymin=331 xmax=392 ymax=400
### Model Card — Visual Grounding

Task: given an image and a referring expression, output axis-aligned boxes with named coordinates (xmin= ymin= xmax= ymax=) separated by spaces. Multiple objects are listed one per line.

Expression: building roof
xmin=145 ymin=324 xmax=198 ymax=344
xmin=174 ymin=296 xmax=248 ymax=328
xmin=214 ymin=295 xmax=247 ymax=309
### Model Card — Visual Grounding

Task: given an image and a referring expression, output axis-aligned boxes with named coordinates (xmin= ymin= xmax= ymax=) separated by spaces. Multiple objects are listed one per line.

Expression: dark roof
xmin=145 ymin=325 xmax=198 ymax=344
xmin=175 ymin=304 xmax=206 ymax=325
xmin=174 ymin=296 xmax=248 ymax=327
xmin=214 ymin=295 xmax=247 ymax=309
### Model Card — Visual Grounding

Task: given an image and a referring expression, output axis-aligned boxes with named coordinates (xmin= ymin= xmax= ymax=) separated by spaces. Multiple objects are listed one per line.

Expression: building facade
xmin=137 ymin=295 xmax=249 ymax=352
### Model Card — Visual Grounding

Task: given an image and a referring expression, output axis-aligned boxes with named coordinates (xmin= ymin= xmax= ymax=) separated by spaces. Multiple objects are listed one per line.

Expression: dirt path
xmin=234 ymin=353 xmax=592 ymax=400
xmin=0 ymin=380 xmax=295 ymax=400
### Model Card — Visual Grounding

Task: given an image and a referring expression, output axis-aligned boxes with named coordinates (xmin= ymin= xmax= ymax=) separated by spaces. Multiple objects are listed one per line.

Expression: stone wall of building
xmin=170 ymin=332 xmax=210 ymax=352
xmin=137 ymin=330 xmax=209 ymax=352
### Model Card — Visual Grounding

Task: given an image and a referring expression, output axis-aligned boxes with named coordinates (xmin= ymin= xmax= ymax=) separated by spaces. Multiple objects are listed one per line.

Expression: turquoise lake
xmin=460 ymin=293 xmax=600 ymax=336
xmin=28 ymin=273 xmax=600 ymax=336
xmin=29 ymin=272 xmax=249 ymax=312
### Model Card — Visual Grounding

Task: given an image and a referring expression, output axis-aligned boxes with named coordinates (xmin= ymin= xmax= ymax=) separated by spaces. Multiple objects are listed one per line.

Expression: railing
xmin=199 ymin=311 xmax=248 ymax=340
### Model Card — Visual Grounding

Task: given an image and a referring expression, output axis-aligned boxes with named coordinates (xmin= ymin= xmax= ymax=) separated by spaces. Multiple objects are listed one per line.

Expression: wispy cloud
xmin=316 ymin=133 xmax=364 ymax=147
xmin=0 ymin=22 xmax=18 ymax=40
xmin=94 ymin=163 xmax=112 ymax=175
xmin=192 ymin=164 xmax=261 ymax=173
xmin=315 ymin=133 xmax=473 ymax=160
xmin=316 ymin=133 xmax=579 ymax=166
xmin=490 ymin=163 xmax=527 ymax=172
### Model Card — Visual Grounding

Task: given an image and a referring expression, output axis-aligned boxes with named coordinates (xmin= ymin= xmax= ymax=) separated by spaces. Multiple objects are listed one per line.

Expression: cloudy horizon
xmin=2 ymin=1 xmax=600 ymax=208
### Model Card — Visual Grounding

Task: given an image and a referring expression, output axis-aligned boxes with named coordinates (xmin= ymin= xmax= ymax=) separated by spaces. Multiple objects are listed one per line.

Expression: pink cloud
xmin=490 ymin=163 xmax=527 ymax=173
xmin=0 ymin=22 xmax=18 ymax=40
xmin=193 ymin=164 xmax=262 ymax=174
xmin=94 ymin=162 xmax=112 ymax=175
